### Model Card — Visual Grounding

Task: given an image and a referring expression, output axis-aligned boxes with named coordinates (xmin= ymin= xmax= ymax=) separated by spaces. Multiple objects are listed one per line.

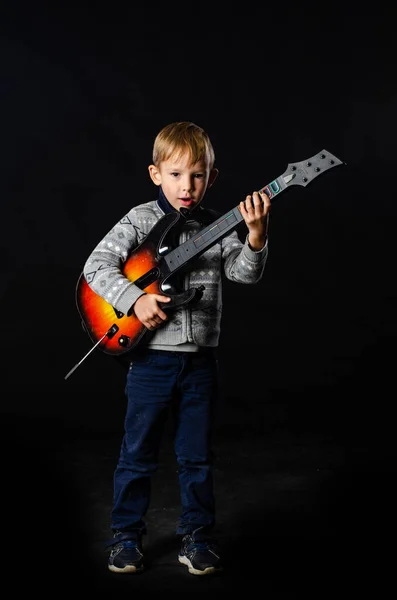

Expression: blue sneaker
xmin=105 ymin=530 xmax=144 ymax=573
xmin=178 ymin=531 xmax=222 ymax=575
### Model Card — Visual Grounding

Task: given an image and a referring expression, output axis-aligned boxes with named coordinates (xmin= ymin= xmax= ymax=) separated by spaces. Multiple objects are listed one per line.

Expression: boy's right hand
xmin=133 ymin=293 xmax=171 ymax=330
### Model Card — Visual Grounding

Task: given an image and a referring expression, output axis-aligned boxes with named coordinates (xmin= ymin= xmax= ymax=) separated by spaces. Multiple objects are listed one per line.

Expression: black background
xmin=1 ymin=1 xmax=396 ymax=594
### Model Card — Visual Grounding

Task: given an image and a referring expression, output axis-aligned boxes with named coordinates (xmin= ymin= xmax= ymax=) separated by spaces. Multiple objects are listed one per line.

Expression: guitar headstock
xmin=281 ymin=149 xmax=345 ymax=188
xmin=259 ymin=149 xmax=346 ymax=200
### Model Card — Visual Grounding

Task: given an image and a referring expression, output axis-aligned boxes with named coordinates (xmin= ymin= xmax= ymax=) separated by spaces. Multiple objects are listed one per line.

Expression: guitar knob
xmin=118 ymin=336 xmax=130 ymax=347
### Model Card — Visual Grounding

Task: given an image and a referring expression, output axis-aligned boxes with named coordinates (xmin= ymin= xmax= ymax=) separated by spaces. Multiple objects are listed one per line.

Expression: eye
xmin=170 ymin=172 xmax=180 ymax=177
xmin=194 ymin=173 xmax=204 ymax=179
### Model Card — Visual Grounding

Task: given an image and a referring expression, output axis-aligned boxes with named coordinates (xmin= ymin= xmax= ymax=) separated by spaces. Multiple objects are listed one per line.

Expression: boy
xmin=82 ymin=121 xmax=271 ymax=575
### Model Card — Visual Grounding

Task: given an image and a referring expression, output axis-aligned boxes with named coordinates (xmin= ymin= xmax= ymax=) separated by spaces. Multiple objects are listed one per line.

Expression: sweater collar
xmin=158 ymin=186 xmax=176 ymax=214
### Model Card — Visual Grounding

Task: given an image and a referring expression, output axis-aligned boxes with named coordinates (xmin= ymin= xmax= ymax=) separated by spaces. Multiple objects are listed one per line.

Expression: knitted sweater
xmin=83 ymin=196 xmax=268 ymax=350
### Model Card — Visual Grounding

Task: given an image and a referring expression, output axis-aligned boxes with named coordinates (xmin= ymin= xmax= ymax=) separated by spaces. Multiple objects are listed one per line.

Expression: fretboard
xmin=164 ymin=206 xmax=245 ymax=272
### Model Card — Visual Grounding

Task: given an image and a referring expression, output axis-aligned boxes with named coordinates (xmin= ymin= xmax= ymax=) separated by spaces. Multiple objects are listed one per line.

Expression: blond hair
xmin=152 ymin=121 xmax=215 ymax=168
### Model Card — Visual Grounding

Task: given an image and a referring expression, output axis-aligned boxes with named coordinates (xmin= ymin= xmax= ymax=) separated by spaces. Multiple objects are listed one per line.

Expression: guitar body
xmin=76 ymin=211 xmax=205 ymax=355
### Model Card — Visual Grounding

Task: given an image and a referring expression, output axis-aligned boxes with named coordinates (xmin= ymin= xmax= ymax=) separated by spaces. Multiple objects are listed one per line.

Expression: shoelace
xmin=190 ymin=541 xmax=213 ymax=552
xmin=120 ymin=540 xmax=138 ymax=549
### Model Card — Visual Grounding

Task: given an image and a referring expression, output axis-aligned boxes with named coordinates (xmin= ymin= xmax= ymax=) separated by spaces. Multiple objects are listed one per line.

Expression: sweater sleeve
xmin=83 ymin=209 xmax=146 ymax=315
xmin=221 ymin=230 xmax=268 ymax=284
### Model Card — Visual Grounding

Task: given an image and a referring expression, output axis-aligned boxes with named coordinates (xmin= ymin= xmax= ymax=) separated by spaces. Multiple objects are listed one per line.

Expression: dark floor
xmin=2 ymin=397 xmax=395 ymax=597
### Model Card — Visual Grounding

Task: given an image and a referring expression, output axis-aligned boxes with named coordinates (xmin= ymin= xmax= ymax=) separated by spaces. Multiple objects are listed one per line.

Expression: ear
xmin=148 ymin=164 xmax=161 ymax=186
xmin=207 ymin=168 xmax=219 ymax=189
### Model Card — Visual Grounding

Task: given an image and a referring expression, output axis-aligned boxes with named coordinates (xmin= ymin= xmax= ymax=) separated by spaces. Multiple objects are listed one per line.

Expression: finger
xmin=239 ymin=200 xmax=248 ymax=214
xmin=259 ymin=190 xmax=271 ymax=209
xmin=252 ymin=191 xmax=263 ymax=207
xmin=242 ymin=195 xmax=253 ymax=211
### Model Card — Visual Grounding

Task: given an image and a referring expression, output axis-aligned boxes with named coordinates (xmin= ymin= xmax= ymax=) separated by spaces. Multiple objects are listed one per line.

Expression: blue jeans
xmin=111 ymin=348 xmax=220 ymax=536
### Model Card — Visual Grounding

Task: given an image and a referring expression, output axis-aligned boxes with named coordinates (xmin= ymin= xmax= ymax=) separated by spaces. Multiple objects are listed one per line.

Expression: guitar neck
xmin=163 ymin=178 xmax=283 ymax=273
xmin=163 ymin=206 xmax=244 ymax=272
xmin=163 ymin=148 xmax=345 ymax=274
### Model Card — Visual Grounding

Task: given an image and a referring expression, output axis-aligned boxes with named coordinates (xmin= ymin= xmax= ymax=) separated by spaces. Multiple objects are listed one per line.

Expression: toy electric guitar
xmin=65 ymin=149 xmax=345 ymax=379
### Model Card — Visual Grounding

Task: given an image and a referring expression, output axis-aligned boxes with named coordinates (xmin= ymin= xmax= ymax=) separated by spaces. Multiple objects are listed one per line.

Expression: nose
xmin=182 ymin=176 xmax=193 ymax=192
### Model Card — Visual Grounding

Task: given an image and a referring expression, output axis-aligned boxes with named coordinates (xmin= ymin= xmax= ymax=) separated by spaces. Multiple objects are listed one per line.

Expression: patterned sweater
xmin=83 ymin=197 xmax=268 ymax=350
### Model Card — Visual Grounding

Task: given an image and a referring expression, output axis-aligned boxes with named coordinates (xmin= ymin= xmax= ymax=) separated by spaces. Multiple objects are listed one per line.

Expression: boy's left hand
xmin=240 ymin=190 xmax=271 ymax=250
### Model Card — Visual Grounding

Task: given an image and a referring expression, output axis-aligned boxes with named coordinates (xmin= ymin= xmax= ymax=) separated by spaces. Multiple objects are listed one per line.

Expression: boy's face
xmin=148 ymin=152 xmax=218 ymax=212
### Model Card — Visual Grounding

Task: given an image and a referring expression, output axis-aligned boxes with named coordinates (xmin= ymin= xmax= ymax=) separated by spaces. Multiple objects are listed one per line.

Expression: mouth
xmin=179 ymin=198 xmax=194 ymax=207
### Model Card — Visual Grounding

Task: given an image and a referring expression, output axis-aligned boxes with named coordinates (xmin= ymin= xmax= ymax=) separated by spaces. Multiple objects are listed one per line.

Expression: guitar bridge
xmin=134 ymin=267 xmax=160 ymax=288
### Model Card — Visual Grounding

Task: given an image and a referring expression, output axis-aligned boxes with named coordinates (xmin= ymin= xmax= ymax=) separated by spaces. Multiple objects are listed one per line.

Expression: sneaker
xmin=178 ymin=531 xmax=222 ymax=576
xmin=105 ymin=530 xmax=144 ymax=573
